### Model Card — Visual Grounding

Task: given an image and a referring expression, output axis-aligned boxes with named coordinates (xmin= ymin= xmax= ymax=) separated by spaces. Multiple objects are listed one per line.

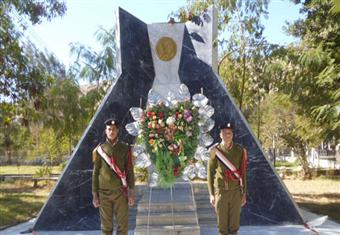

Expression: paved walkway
xmin=2 ymin=209 xmax=339 ymax=235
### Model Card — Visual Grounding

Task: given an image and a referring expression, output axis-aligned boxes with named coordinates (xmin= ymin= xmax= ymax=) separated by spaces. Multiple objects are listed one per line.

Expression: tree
xmin=219 ymin=42 xmax=280 ymax=123
xmin=0 ymin=0 xmax=66 ymax=101
xmin=0 ymin=102 xmax=30 ymax=163
xmin=43 ymin=78 xmax=86 ymax=154
xmin=79 ymin=85 xmax=106 ymax=121
xmin=70 ymin=26 xmax=118 ymax=89
xmin=283 ymin=0 xmax=339 ymax=141
xmin=249 ymin=93 xmax=322 ymax=177
xmin=27 ymin=127 xmax=69 ymax=166
xmin=257 ymin=0 xmax=340 ymax=177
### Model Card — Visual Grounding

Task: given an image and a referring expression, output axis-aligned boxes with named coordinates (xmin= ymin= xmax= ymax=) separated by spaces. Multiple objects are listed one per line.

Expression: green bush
xmin=34 ymin=165 xmax=52 ymax=178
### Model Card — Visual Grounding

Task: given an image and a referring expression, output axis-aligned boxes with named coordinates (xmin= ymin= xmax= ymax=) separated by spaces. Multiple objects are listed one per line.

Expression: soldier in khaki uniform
xmin=208 ymin=122 xmax=247 ymax=235
xmin=92 ymin=118 xmax=135 ymax=235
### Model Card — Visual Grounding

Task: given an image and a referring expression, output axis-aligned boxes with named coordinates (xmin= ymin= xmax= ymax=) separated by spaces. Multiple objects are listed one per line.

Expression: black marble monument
xmin=33 ymin=7 xmax=303 ymax=231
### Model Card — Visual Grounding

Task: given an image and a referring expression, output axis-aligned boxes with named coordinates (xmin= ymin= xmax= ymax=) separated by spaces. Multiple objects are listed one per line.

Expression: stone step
xmin=136 ymin=211 xmax=198 ymax=226
xmin=134 ymin=225 xmax=200 ymax=235
xmin=126 ymin=213 xmax=214 ymax=227
xmin=197 ymin=211 xmax=216 ymax=217
xmin=194 ymin=193 xmax=208 ymax=197
xmin=138 ymin=185 xmax=195 ymax=204
xmin=196 ymin=203 xmax=214 ymax=208
xmin=137 ymin=202 xmax=196 ymax=213
xmin=197 ymin=220 xmax=217 ymax=226
xmin=198 ymin=217 xmax=217 ymax=223
xmin=195 ymin=190 xmax=210 ymax=196
xmin=196 ymin=204 xmax=212 ymax=209
xmin=194 ymin=193 xmax=210 ymax=196
xmin=193 ymin=189 xmax=209 ymax=192
xmin=195 ymin=200 xmax=211 ymax=205
xmin=131 ymin=217 xmax=215 ymax=228
xmin=193 ymin=186 xmax=209 ymax=189
xmin=197 ymin=211 xmax=216 ymax=218
xmin=193 ymin=190 xmax=209 ymax=194
xmin=192 ymin=184 xmax=217 ymax=227
xmin=129 ymin=221 xmax=217 ymax=229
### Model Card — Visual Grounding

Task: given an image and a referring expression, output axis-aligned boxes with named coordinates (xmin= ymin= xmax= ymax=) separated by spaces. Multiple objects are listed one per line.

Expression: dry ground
xmin=1 ymin=177 xmax=339 ymax=229
xmin=0 ymin=180 xmax=53 ymax=229
xmin=283 ymin=177 xmax=340 ymax=223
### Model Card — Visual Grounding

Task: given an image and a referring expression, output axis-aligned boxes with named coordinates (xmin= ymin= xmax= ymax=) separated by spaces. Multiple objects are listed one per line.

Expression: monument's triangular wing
xmin=179 ymin=25 xmax=303 ymax=225
xmin=33 ymin=8 xmax=155 ymax=230
xmin=33 ymin=7 xmax=303 ymax=231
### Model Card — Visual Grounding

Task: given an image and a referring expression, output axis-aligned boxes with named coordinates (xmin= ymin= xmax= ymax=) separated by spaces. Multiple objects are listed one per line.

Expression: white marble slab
xmin=147 ymin=23 xmax=185 ymax=100
xmin=185 ymin=6 xmax=218 ymax=72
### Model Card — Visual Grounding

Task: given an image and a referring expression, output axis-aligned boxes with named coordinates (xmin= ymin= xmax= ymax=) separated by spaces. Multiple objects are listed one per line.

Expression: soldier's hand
xmin=92 ymin=195 xmax=100 ymax=208
xmin=241 ymin=194 xmax=246 ymax=207
xmin=128 ymin=190 xmax=135 ymax=206
xmin=209 ymin=194 xmax=215 ymax=207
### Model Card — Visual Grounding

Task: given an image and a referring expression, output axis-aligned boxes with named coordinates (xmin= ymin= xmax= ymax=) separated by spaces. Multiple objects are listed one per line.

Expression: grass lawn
xmin=0 ymin=180 xmax=55 ymax=229
xmin=0 ymin=165 xmax=62 ymax=175
xmin=275 ymin=161 xmax=298 ymax=168
xmin=283 ymin=177 xmax=340 ymax=223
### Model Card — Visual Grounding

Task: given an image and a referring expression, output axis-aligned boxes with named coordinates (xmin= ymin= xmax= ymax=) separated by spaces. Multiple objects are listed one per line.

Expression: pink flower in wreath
xmin=185 ymin=115 xmax=193 ymax=123
xmin=183 ymin=109 xmax=192 ymax=123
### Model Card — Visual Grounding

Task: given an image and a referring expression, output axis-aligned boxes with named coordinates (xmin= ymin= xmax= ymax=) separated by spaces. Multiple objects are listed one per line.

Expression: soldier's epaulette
xmin=92 ymin=144 xmax=101 ymax=162
xmin=210 ymin=142 xmax=224 ymax=159
xmin=121 ymin=141 xmax=131 ymax=146
xmin=115 ymin=142 xmax=130 ymax=152
xmin=234 ymin=143 xmax=243 ymax=151
xmin=123 ymin=142 xmax=136 ymax=150
xmin=122 ymin=142 xmax=132 ymax=148
xmin=210 ymin=147 xmax=217 ymax=160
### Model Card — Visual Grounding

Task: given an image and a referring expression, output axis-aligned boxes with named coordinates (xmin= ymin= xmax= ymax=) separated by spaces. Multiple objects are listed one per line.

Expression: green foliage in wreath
xmin=139 ymin=101 xmax=200 ymax=187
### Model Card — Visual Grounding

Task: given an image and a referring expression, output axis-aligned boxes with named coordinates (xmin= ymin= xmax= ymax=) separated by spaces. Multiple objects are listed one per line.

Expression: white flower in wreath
xmin=166 ymin=116 xmax=176 ymax=126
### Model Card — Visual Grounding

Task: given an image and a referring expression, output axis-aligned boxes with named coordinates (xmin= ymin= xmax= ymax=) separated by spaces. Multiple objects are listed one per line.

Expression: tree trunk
xmin=5 ymin=150 xmax=12 ymax=164
xmin=69 ymin=135 xmax=73 ymax=156
xmin=217 ymin=52 xmax=232 ymax=75
xmin=4 ymin=128 xmax=12 ymax=164
xmin=257 ymin=90 xmax=261 ymax=140
xmin=298 ymin=145 xmax=312 ymax=179
xmin=239 ymin=53 xmax=246 ymax=112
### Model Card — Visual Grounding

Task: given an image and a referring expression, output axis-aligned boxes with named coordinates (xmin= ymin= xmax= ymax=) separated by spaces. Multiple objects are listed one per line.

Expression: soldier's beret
xmin=220 ymin=122 xmax=233 ymax=130
xmin=104 ymin=118 xmax=119 ymax=127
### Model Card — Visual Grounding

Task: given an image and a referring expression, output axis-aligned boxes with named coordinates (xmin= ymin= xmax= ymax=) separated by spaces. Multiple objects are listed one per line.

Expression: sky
xmin=27 ymin=0 xmax=302 ymax=67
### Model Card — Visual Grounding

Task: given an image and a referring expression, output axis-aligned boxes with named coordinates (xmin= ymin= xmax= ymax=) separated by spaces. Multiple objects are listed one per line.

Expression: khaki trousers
xmin=215 ymin=189 xmax=242 ymax=235
xmin=99 ymin=189 xmax=128 ymax=235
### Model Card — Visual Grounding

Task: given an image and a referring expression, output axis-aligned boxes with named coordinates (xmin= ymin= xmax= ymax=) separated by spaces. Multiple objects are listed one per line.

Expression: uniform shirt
xmin=207 ymin=142 xmax=247 ymax=195
xmin=92 ymin=141 xmax=135 ymax=194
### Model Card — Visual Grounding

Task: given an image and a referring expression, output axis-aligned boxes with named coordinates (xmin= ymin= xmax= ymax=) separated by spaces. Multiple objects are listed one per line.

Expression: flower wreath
xmin=140 ymin=101 xmax=199 ymax=186
xmin=126 ymin=84 xmax=215 ymax=187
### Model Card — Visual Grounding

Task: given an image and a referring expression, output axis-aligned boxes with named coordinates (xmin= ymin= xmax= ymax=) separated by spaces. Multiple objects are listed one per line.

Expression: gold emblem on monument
xmin=156 ymin=37 xmax=177 ymax=61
